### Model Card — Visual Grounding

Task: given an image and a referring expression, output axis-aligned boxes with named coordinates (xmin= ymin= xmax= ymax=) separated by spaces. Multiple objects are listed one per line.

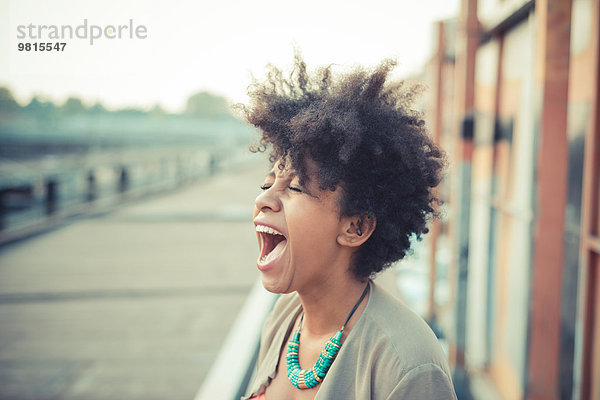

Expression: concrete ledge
xmin=194 ymin=278 xmax=278 ymax=400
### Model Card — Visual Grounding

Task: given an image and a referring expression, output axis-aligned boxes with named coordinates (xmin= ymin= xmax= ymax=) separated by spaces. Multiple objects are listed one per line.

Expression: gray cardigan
xmin=242 ymin=280 xmax=457 ymax=399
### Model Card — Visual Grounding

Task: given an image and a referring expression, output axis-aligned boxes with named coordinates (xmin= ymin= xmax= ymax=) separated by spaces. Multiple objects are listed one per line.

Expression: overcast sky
xmin=0 ymin=0 xmax=458 ymax=112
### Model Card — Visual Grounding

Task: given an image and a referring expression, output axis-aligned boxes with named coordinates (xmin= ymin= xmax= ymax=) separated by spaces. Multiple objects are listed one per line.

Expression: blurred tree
xmin=24 ymin=96 xmax=57 ymax=119
xmin=114 ymin=107 xmax=146 ymax=117
xmin=61 ymin=96 xmax=87 ymax=115
xmin=149 ymin=103 xmax=166 ymax=117
xmin=24 ymin=97 xmax=43 ymax=113
xmin=0 ymin=87 xmax=20 ymax=115
xmin=184 ymin=92 xmax=231 ymax=118
xmin=89 ymin=101 xmax=107 ymax=115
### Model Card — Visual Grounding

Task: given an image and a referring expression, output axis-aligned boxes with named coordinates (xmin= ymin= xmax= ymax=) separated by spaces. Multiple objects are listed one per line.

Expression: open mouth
xmin=256 ymin=225 xmax=287 ymax=268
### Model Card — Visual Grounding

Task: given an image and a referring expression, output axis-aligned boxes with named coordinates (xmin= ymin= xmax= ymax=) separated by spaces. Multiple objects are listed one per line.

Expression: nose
xmin=254 ymin=187 xmax=281 ymax=213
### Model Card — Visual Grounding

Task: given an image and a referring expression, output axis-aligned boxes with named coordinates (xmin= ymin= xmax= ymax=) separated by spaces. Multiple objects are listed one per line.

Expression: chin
xmin=260 ymin=275 xmax=294 ymax=294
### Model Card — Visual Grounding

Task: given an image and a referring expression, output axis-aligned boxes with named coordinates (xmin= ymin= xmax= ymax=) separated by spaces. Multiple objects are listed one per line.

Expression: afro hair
xmin=239 ymin=54 xmax=446 ymax=279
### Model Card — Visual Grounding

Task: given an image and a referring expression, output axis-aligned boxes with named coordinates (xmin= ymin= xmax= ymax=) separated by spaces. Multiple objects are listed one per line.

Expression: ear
xmin=337 ymin=215 xmax=376 ymax=248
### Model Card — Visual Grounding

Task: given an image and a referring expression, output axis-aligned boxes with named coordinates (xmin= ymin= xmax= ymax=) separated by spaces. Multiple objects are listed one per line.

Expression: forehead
xmin=268 ymin=163 xmax=296 ymax=177
xmin=266 ymin=159 xmax=299 ymax=181
xmin=268 ymin=157 xmax=319 ymax=178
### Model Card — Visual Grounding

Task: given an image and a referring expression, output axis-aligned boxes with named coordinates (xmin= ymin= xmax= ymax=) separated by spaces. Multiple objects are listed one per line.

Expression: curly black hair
xmin=240 ymin=54 xmax=446 ymax=279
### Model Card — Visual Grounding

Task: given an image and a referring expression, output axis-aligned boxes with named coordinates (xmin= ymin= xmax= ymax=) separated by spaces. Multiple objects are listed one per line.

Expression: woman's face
xmin=252 ymin=159 xmax=347 ymax=294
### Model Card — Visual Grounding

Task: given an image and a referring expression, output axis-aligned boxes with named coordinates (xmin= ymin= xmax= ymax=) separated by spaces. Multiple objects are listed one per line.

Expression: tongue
xmin=263 ymin=238 xmax=287 ymax=263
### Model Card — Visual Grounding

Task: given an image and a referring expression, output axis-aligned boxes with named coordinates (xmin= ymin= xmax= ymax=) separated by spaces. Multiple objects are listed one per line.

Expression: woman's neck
xmin=296 ymin=272 xmax=370 ymax=338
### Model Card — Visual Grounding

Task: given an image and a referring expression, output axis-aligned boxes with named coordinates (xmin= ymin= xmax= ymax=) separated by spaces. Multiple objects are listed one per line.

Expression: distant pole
xmin=118 ymin=167 xmax=129 ymax=194
xmin=0 ymin=190 xmax=6 ymax=230
xmin=209 ymin=154 xmax=217 ymax=176
xmin=45 ymin=179 xmax=58 ymax=216
xmin=86 ymin=171 xmax=97 ymax=202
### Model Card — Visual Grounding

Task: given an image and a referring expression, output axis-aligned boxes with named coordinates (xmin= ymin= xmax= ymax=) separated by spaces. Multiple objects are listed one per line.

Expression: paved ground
xmin=0 ymin=159 xmax=271 ymax=400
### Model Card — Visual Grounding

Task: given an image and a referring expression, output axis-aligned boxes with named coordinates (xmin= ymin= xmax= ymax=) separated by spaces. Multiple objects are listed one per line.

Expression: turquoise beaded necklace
xmin=286 ymin=283 xmax=370 ymax=390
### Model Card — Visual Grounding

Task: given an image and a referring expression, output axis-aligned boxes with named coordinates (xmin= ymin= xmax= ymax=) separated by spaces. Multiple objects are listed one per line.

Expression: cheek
xmin=290 ymin=208 xmax=340 ymax=245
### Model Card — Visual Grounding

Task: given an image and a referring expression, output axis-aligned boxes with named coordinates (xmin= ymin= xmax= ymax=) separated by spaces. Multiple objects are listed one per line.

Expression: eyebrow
xmin=264 ymin=170 xmax=319 ymax=198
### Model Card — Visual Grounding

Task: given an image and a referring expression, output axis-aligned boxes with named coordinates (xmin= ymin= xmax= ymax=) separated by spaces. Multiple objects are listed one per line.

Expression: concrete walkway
xmin=0 ymin=159 xmax=270 ymax=400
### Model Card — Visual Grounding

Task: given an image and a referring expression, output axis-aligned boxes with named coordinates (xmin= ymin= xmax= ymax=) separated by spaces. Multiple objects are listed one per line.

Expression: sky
xmin=0 ymin=0 xmax=458 ymax=113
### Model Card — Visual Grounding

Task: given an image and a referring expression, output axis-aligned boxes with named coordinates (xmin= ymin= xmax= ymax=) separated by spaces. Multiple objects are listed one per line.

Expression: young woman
xmin=240 ymin=55 xmax=457 ymax=400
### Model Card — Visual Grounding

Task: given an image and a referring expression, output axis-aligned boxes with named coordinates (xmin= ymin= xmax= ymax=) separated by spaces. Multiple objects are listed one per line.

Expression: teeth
xmin=255 ymin=225 xmax=283 ymax=236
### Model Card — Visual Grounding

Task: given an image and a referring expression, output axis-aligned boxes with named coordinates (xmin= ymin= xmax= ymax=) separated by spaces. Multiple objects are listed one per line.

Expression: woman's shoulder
xmin=360 ymin=280 xmax=452 ymax=375
xmin=317 ymin=281 xmax=457 ymax=399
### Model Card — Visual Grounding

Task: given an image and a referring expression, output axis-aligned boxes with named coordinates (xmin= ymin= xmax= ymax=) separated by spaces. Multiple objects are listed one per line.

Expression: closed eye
xmin=260 ymin=184 xmax=302 ymax=193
